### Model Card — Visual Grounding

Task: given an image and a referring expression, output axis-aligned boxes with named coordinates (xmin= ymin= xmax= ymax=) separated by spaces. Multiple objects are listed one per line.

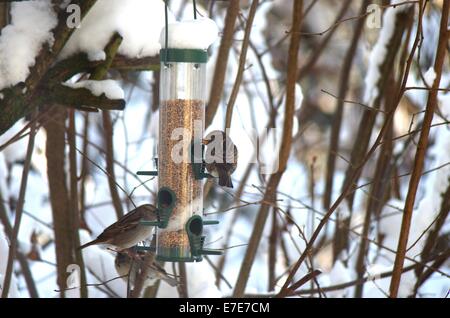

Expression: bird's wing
xmin=97 ymin=209 xmax=143 ymax=240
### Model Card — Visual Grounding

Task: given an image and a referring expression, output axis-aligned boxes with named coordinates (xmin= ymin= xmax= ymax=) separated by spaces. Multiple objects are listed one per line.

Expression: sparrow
xmin=114 ymin=251 xmax=178 ymax=287
xmin=203 ymin=130 xmax=238 ymax=188
xmin=78 ymin=204 xmax=158 ymax=251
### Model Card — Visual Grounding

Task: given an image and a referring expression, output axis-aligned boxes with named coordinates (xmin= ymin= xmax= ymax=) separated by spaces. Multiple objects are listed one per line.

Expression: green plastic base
xmin=156 ymin=255 xmax=199 ymax=262
xmin=160 ymin=48 xmax=207 ymax=63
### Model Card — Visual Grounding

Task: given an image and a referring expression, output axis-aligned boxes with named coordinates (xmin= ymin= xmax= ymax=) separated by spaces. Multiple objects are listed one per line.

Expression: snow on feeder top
xmin=154 ymin=17 xmax=221 ymax=262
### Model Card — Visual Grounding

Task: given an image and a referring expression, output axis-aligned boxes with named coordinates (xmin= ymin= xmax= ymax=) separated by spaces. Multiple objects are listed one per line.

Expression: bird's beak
xmin=202 ymin=139 xmax=210 ymax=145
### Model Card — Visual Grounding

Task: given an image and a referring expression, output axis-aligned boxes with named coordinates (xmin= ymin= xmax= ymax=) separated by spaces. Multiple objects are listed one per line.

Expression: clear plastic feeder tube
xmin=157 ymin=49 xmax=206 ymax=261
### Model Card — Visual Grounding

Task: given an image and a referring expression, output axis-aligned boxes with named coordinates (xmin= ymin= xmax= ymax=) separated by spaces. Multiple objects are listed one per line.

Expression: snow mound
xmin=60 ymin=0 xmax=174 ymax=60
xmin=0 ymin=1 xmax=57 ymax=90
xmin=160 ymin=18 xmax=219 ymax=50
xmin=63 ymin=80 xmax=125 ymax=100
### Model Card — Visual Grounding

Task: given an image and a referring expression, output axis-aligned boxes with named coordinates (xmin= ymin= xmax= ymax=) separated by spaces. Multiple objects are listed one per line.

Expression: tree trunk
xmin=43 ymin=107 xmax=76 ymax=297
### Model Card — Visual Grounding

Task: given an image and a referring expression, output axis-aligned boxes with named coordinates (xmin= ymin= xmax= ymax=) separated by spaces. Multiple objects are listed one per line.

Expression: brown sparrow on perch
xmin=203 ymin=130 xmax=238 ymax=188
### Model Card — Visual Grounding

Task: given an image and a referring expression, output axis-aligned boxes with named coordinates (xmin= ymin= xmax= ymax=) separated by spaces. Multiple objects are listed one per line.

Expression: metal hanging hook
xmin=193 ymin=0 xmax=197 ymax=19
xmin=164 ymin=0 xmax=169 ymax=66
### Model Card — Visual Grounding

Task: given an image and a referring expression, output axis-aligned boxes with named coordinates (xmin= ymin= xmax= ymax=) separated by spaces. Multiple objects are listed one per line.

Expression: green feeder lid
xmin=160 ymin=48 xmax=208 ymax=64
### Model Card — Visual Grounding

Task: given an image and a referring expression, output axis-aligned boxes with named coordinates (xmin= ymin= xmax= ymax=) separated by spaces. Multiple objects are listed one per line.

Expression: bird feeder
xmin=137 ymin=2 xmax=221 ymax=262
xmin=156 ymin=48 xmax=208 ymax=262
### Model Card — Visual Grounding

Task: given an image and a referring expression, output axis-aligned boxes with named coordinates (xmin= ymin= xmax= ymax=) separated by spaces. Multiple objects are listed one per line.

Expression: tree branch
xmin=277 ymin=2 xmax=422 ymax=298
xmin=0 ymin=0 xmax=98 ymax=135
xmin=48 ymin=84 xmax=125 ymax=111
xmin=232 ymin=0 xmax=302 ymax=297
xmin=205 ymin=0 xmax=239 ymax=128
xmin=43 ymin=107 xmax=74 ymax=298
xmin=224 ymin=0 xmax=259 ymax=129
xmin=389 ymin=0 xmax=450 ymax=298
xmin=92 ymin=32 xmax=125 ymax=219
xmin=323 ymin=0 xmax=370 ymax=210
xmin=0 ymin=189 xmax=38 ymax=298
xmin=1 ymin=112 xmax=37 ymax=298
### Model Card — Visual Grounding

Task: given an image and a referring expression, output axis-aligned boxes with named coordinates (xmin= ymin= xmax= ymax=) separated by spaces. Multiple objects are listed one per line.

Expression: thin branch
xmin=177 ymin=262 xmax=188 ymax=298
xmin=277 ymin=4 xmax=423 ymax=295
xmin=48 ymin=84 xmax=125 ymax=111
xmin=1 ymin=112 xmax=37 ymax=298
xmin=92 ymin=32 xmax=125 ymax=219
xmin=224 ymin=0 xmax=259 ymax=129
xmin=413 ymin=179 xmax=450 ymax=294
xmin=297 ymin=0 xmax=352 ymax=79
xmin=282 ymin=270 xmax=322 ymax=297
xmin=0 ymin=189 xmax=39 ymax=298
xmin=67 ymin=109 xmax=88 ymax=298
xmin=232 ymin=0 xmax=302 ymax=297
xmin=206 ymin=0 xmax=240 ymax=128
xmin=323 ymin=0 xmax=371 ymax=211
xmin=390 ymin=1 xmax=450 ymax=297
xmin=341 ymin=5 xmax=413 ymax=211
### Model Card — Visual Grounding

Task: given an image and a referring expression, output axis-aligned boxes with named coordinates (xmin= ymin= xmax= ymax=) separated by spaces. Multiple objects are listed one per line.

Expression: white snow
xmin=0 ymin=119 xmax=28 ymax=165
xmin=423 ymin=67 xmax=436 ymax=87
xmin=364 ymin=2 xmax=413 ymax=106
xmin=0 ymin=228 xmax=10 ymax=278
xmin=60 ymin=0 xmax=174 ymax=60
xmin=160 ymin=18 xmax=219 ymax=50
xmin=278 ymin=83 xmax=304 ymax=112
xmin=0 ymin=228 xmax=20 ymax=298
xmin=363 ymin=264 xmax=415 ymax=298
xmin=319 ymin=260 xmax=353 ymax=297
xmin=87 ymin=51 xmax=107 ymax=62
xmin=63 ymin=80 xmax=125 ymax=100
xmin=0 ymin=0 xmax=57 ymax=90
xmin=157 ymin=258 xmax=222 ymax=298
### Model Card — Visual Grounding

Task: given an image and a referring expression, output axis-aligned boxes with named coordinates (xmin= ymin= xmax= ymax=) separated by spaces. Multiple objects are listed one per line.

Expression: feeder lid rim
xmin=160 ymin=48 xmax=208 ymax=63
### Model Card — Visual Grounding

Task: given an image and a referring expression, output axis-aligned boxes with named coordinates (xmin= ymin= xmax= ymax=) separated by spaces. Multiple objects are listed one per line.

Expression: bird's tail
xmin=161 ymin=274 xmax=179 ymax=287
xmin=217 ymin=168 xmax=233 ymax=188
xmin=77 ymin=239 xmax=99 ymax=250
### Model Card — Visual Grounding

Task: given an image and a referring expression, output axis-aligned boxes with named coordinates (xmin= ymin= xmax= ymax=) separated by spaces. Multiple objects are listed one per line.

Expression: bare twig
xmin=206 ymin=0 xmax=240 ymax=128
xmin=277 ymin=3 xmax=422 ymax=296
xmin=341 ymin=5 xmax=412 ymax=211
xmin=1 ymin=112 xmax=37 ymax=298
xmin=283 ymin=270 xmax=322 ymax=297
xmin=390 ymin=1 xmax=450 ymax=297
xmin=0 ymin=189 xmax=39 ymax=298
xmin=225 ymin=0 xmax=259 ymax=129
xmin=298 ymin=0 xmax=352 ymax=79
xmin=232 ymin=0 xmax=303 ymax=297
xmin=67 ymin=109 xmax=88 ymax=298
xmin=178 ymin=262 xmax=188 ymax=298
xmin=413 ymin=180 xmax=450 ymax=295
xmin=322 ymin=0 xmax=370 ymax=211
xmin=93 ymin=33 xmax=125 ymax=219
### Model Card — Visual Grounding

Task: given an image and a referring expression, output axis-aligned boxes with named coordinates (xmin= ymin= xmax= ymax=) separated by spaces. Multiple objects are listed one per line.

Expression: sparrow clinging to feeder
xmin=78 ymin=204 xmax=158 ymax=251
xmin=203 ymin=130 xmax=238 ymax=188
xmin=114 ymin=250 xmax=179 ymax=287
